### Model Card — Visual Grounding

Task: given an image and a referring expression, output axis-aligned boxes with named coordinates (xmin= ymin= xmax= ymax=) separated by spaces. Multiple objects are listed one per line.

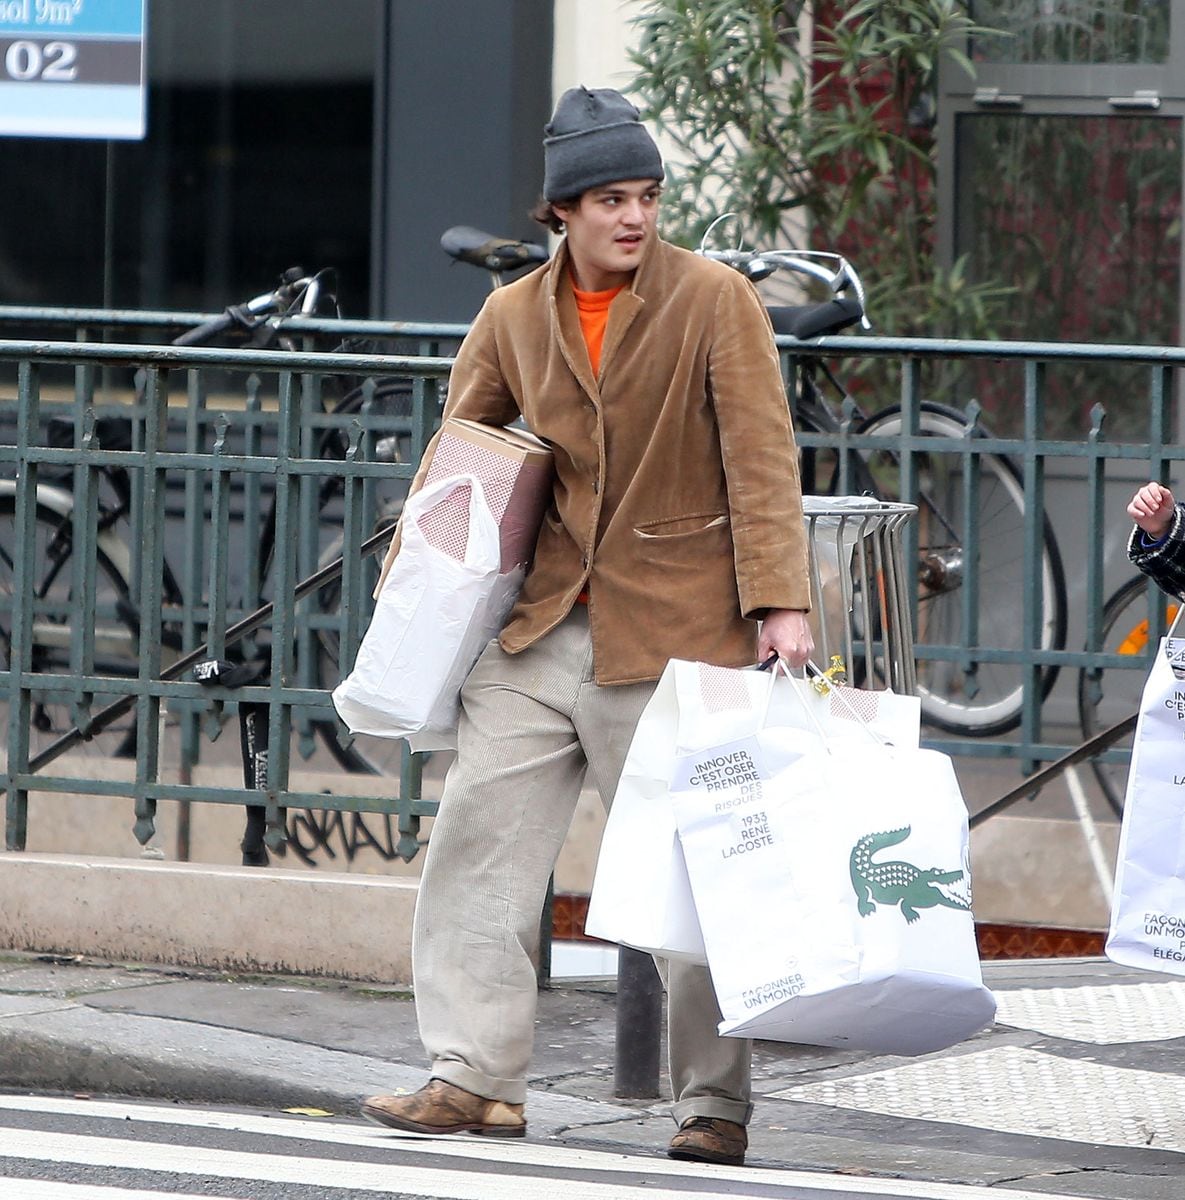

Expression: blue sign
xmin=0 ymin=0 xmax=146 ymax=139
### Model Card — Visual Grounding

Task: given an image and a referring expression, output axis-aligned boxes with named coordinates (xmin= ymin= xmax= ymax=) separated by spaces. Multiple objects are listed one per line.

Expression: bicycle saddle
xmin=440 ymin=226 xmax=549 ymax=272
xmin=767 ymin=297 xmax=864 ymax=339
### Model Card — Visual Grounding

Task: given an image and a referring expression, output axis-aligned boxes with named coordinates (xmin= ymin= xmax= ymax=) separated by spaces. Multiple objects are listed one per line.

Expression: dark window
xmin=955 ymin=111 xmax=1181 ymax=433
xmin=938 ymin=2 xmax=1185 ymax=433
xmin=0 ymin=0 xmax=376 ymax=314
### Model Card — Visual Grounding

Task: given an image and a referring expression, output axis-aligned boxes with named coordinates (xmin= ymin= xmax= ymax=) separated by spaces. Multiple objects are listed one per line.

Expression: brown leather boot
xmin=667 ymin=1115 xmax=747 ymax=1166
xmin=362 ymin=1078 xmax=526 ymax=1138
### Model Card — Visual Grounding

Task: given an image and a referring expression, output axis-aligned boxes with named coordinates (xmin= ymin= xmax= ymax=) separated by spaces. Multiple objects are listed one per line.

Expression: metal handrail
xmin=0 ymin=338 xmax=454 ymax=373
xmin=0 ymin=305 xmax=470 ymax=343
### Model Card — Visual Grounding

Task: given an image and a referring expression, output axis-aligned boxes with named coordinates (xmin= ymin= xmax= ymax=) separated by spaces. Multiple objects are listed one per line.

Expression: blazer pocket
xmin=634 ymin=512 xmax=730 ymax=540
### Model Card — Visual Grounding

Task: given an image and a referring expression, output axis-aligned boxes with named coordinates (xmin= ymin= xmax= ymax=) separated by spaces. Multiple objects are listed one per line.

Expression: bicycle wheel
xmin=856 ymin=405 xmax=1067 ymax=735
xmin=1077 ymin=574 xmax=1175 ymax=817
xmin=312 ymin=380 xmax=414 ymax=774
xmin=0 ymin=494 xmax=141 ymax=760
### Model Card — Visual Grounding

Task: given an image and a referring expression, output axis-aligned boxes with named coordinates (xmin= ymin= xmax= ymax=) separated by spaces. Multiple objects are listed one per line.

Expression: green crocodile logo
xmin=850 ymin=827 xmax=971 ymax=924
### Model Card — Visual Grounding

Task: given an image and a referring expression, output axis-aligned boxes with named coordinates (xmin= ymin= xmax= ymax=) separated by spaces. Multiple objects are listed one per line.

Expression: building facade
xmin=0 ymin=0 xmax=644 ymax=324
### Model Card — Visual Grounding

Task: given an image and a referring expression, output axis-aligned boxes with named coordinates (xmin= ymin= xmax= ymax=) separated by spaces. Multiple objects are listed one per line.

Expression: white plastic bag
xmin=332 ymin=474 xmax=523 ymax=751
xmin=1106 ymin=612 xmax=1185 ymax=974
xmin=583 ymin=663 xmax=709 ymax=962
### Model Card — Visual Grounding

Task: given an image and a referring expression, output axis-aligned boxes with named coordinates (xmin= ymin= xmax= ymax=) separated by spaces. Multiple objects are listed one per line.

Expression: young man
xmin=362 ymin=86 xmax=813 ymax=1167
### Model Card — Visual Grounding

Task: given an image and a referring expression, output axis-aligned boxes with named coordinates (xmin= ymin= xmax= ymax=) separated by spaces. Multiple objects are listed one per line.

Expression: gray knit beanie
xmin=543 ymin=86 xmax=664 ymax=202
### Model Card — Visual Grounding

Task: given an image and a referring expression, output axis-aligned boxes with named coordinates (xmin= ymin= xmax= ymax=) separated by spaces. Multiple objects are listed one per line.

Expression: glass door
xmin=937 ymin=0 xmax=1185 ymax=433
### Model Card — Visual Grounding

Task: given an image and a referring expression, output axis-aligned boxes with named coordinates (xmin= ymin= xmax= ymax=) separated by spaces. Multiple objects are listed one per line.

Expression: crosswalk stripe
xmin=0 ymin=1127 xmax=770 ymax=1200
xmin=0 ymin=1095 xmax=1104 ymax=1200
xmin=0 ymin=1095 xmax=773 ymax=1187
xmin=8 ymin=1095 xmax=707 ymax=1181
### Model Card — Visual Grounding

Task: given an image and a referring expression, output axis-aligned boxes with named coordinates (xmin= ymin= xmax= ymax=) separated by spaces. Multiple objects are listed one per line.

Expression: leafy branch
xmin=628 ymin=0 xmax=1012 ymax=340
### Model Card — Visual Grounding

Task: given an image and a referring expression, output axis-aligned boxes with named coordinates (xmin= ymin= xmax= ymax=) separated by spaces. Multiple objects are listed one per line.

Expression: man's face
xmin=554 ymin=179 xmax=661 ymax=291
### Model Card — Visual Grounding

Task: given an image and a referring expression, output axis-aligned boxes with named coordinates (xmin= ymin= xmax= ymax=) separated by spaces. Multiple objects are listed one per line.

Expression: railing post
xmin=1020 ymin=359 xmax=1046 ymax=773
xmin=133 ymin=366 xmax=168 ymax=848
xmin=6 ymin=359 xmax=39 ymax=851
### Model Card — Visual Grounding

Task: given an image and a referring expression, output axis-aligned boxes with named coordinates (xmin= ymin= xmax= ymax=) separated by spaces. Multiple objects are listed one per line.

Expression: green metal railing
xmin=0 ymin=337 xmax=450 ymax=858
xmin=780 ymin=333 xmax=1179 ymax=775
xmin=0 ymin=316 xmax=1180 ymax=859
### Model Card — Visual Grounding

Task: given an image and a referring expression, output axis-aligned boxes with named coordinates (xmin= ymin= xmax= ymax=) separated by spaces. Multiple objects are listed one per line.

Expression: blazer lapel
xmin=598 ymin=291 xmax=644 ymax=384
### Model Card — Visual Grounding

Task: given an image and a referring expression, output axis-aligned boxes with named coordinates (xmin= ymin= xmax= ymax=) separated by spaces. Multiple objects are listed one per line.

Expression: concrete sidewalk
xmin=0 ymin=950 xmax=1182 ymax=1198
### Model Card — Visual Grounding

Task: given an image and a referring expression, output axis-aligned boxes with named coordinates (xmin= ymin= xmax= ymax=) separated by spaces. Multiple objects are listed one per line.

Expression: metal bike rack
xmin=802 ymin=496 xmax=918 ymax=696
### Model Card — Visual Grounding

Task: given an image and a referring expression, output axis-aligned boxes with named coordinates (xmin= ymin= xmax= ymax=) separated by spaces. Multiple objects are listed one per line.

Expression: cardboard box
xmin=422 ymin=418 xmax=554 ymax=572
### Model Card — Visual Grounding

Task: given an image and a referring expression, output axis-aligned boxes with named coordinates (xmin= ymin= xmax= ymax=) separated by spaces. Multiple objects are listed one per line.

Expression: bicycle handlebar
xmin=695 ymin=214 xmax=871 ymax=331
xmin=699 ymin=246 xmax=870 ymax=329
xmin=171 ymin=268 xmax=339 ymax=348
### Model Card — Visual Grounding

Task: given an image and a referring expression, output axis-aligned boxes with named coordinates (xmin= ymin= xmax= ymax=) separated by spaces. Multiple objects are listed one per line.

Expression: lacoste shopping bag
xmin=332 ymin=473 xmax=523 ymax=751
xmin=585 ymin=658 xmax=919 ymax=962
xmin=672 ymin=667 xmax=995 ymax=1055
xmin=1106 ymin=612 xmax=1185 ymax=974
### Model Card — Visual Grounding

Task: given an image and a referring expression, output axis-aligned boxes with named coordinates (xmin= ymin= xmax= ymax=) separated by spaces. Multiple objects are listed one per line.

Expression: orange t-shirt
xmin=573 ymin=281 xmax=625 ymax=378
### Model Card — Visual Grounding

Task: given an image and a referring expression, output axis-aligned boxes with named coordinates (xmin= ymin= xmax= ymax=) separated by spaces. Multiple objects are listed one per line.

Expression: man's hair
xmin=530 ymin=194 xmax=573 ymax=235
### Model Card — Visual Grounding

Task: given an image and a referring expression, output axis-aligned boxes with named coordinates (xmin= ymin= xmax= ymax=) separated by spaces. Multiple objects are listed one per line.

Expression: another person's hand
xmin=1128 ymin=481 xmax=1176 ymax=540
xmin=758 ymin=608 xmax=814 ymax=669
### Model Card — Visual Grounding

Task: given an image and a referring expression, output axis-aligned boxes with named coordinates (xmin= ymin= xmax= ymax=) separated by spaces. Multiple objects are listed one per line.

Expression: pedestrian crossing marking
xmin=0 ymin=1127 xmax=703 ymax=1200
xmin=0 ymin=1094 xmax=1112 ymax=1200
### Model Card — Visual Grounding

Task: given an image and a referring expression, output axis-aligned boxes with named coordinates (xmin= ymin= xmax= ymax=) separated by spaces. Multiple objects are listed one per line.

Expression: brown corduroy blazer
xmin=378 ymin=234 xmax=811 ymax=685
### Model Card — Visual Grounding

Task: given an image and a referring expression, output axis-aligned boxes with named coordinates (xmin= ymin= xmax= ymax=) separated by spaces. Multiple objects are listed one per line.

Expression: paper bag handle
xmin=759 ymin=656 xmax=890 ymax=750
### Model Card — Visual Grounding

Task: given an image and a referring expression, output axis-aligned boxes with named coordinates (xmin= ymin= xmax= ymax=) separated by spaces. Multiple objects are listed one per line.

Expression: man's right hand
xmin=1128 ymin=481 xmax=1176 ymax=540
xmin=758 ymin=608 xmax=813 ymax=669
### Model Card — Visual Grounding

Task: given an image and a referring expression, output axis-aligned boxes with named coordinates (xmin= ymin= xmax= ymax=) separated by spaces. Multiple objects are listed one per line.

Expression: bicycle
xmin=0 ymin=268 xmax=426 ymax=776
xmin=698 ymin=225 xmax=1068 ymax=736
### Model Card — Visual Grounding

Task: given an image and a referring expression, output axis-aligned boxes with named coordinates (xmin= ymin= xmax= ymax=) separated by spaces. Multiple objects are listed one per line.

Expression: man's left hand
xmin=758 ymin=608 xmax=813 ymax=669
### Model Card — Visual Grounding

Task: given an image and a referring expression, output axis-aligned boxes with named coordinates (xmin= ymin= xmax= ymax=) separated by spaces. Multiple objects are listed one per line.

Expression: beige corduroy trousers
xmin=411 ymin=604 xmax=753 ymax=1126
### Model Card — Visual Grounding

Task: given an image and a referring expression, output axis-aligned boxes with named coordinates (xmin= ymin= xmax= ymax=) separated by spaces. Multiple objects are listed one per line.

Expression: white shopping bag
xmin=332 ymin=473 xmax=523 ymax=751
xmin=673 ymin=666 xmax=995 ymax=1055
xmin=584 ymin=663 xmax=709 ymax=962
xmin=1106 ymin=612 xmax=1185 ymax=974
xmin=585 ymin=658 xmax=919 ymax=962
